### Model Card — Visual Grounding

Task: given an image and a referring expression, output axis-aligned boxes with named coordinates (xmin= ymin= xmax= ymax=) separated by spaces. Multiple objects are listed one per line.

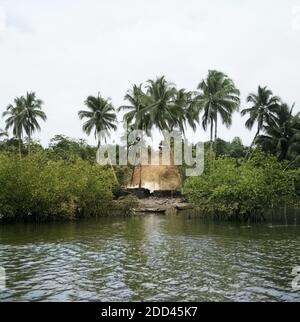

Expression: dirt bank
xmin=134 ymin=197 xmax=193 ymax=214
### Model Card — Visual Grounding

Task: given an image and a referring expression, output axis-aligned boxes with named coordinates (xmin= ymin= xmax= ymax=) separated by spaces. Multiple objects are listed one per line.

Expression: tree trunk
xmin=111 ymin=163 xmax=119 ymax=185
xmin=139 ymin=163 xmax=142 ymax=189
xmin=28 ymin=130 xmax=31 ymax=154
xmin=214 ymin=116 xmax=218 ymax=152
xmin=103 ymin=136 xmax=119 ymax=185
xmin=138 ymin=133 xmax=144 ymax=189
xmin=251 ymin=128 xmax=260 ymax=148
xmin=246 ymin=127 xmax=260 ymax=159
xmin=210 ymin=120 xmax=214 ymax=153
xmin=97 ymin=135 xmax=101 ymax=150
xmin=214 ymin=116 xmax=218 ymax=142
xmin=18 ymin=134 xmax=22 ymax=160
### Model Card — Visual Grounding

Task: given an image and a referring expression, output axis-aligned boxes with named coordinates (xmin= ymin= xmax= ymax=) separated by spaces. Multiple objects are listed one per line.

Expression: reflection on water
xmin=0 ymin=214 xmax=300 ymax=301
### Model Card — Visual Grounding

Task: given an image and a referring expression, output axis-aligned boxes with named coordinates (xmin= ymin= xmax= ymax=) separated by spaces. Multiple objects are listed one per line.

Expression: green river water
xmin=0 ymin=214 xmax=300 ymax=301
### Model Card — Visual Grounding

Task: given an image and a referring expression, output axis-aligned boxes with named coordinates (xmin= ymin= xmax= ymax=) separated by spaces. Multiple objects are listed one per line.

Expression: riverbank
xmin=134 ymin=197 xmax=193 ymax=214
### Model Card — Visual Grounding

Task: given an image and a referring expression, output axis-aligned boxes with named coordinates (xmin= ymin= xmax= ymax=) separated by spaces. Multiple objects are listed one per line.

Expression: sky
xmin=0 ymin=0 xmax=300 ymax=147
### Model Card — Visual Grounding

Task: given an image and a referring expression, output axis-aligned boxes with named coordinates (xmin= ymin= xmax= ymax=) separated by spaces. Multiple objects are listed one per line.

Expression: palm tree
xmin=120 ymin=79 xmax=198 ymax=136
xmin=78 ymin=93 xmax=118 ymax=182
xmin=118 ymin=84 xmax=152 ymax=134
xmin=256 ymin=103 xmax=300 ymax=161
xmin=145 ymin=78 xmax=195 ymax=182
xmin=145 ymin=78 xmax=194 ymax=169
xmin=195 ymin=70 xmax=240 ymax=152
xmin=144 ymin=76 xmax=179 ymax=132
xmin=2 ymin=97 xmax=27 ymax=159
xmin=288 ymin=113 xmax=300 ymax=163
xmin=22 ymin=92 xmax=47 ymax=153
xmin=78 ymin=93 xmax=117 ymax=148
xmin=241 ymin=86 xmax=281 ymax=148
xmin=2 ymin=92 xmax=46 ymax=157
xmin=173 ymin=89 xmax=199 ymax=134
xmin=118 ymin=84 xmax=152 ymax=188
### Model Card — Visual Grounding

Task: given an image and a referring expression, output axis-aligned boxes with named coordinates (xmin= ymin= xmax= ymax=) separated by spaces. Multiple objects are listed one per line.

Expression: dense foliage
xmin=213 ymin=137 xmax=248 ymax=158
xmin=183 ymin=153 xmax=300 ymax=220
xmin=0 ymin=152 xmax=117 ymax=222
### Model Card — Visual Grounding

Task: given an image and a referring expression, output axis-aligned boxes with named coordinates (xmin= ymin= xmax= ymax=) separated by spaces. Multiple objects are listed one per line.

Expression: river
xmin=0 ymin=214 xmax=300 ymax=301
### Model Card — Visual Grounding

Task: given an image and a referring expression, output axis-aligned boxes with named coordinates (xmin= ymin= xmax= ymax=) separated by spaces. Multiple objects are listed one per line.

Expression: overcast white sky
xmin=0 ymin=0 xmax=300 ymax=147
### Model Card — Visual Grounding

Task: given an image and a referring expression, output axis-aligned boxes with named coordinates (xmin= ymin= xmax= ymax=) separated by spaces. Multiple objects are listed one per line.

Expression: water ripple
xmin=0 ymin=215 xmax=300 ymax=301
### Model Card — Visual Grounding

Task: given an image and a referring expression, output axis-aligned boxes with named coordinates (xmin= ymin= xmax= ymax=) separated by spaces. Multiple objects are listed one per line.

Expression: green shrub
xmin=0 ymin=152 xmax=115 ymax=222
xmin=112 ymin=195 xmax=139 ymax=216
xmin=183 ymin=152 xmax=300 ymax=219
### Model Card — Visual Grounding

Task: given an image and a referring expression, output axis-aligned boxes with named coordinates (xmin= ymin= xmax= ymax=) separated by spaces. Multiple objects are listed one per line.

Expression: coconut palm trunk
xmin=28 ymin=129 xmax=31 ymax=154
xmin=138 ymin=132 xmax=145 ymax=189
xmin=245 ymin=128 xmax=260 ymax=160
xmin=97 ymin=134 xmax=101 ymax=150
xmin=138 ymin=160 xmax=142 ymax=189
xmin=18 ymin=135 xmax=22 ymax=160
xmin=251 ymin=128 xmax=260 ymax=148
xmin=103 ymin=136 xmax=118 ymax=184
xmin=214 ymin=116 xmax=218 ymax=152
xmin=214 ymin=117 xmax=218 ymax=142
xmin=210 ymin=120 xmax=214 ymax=153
